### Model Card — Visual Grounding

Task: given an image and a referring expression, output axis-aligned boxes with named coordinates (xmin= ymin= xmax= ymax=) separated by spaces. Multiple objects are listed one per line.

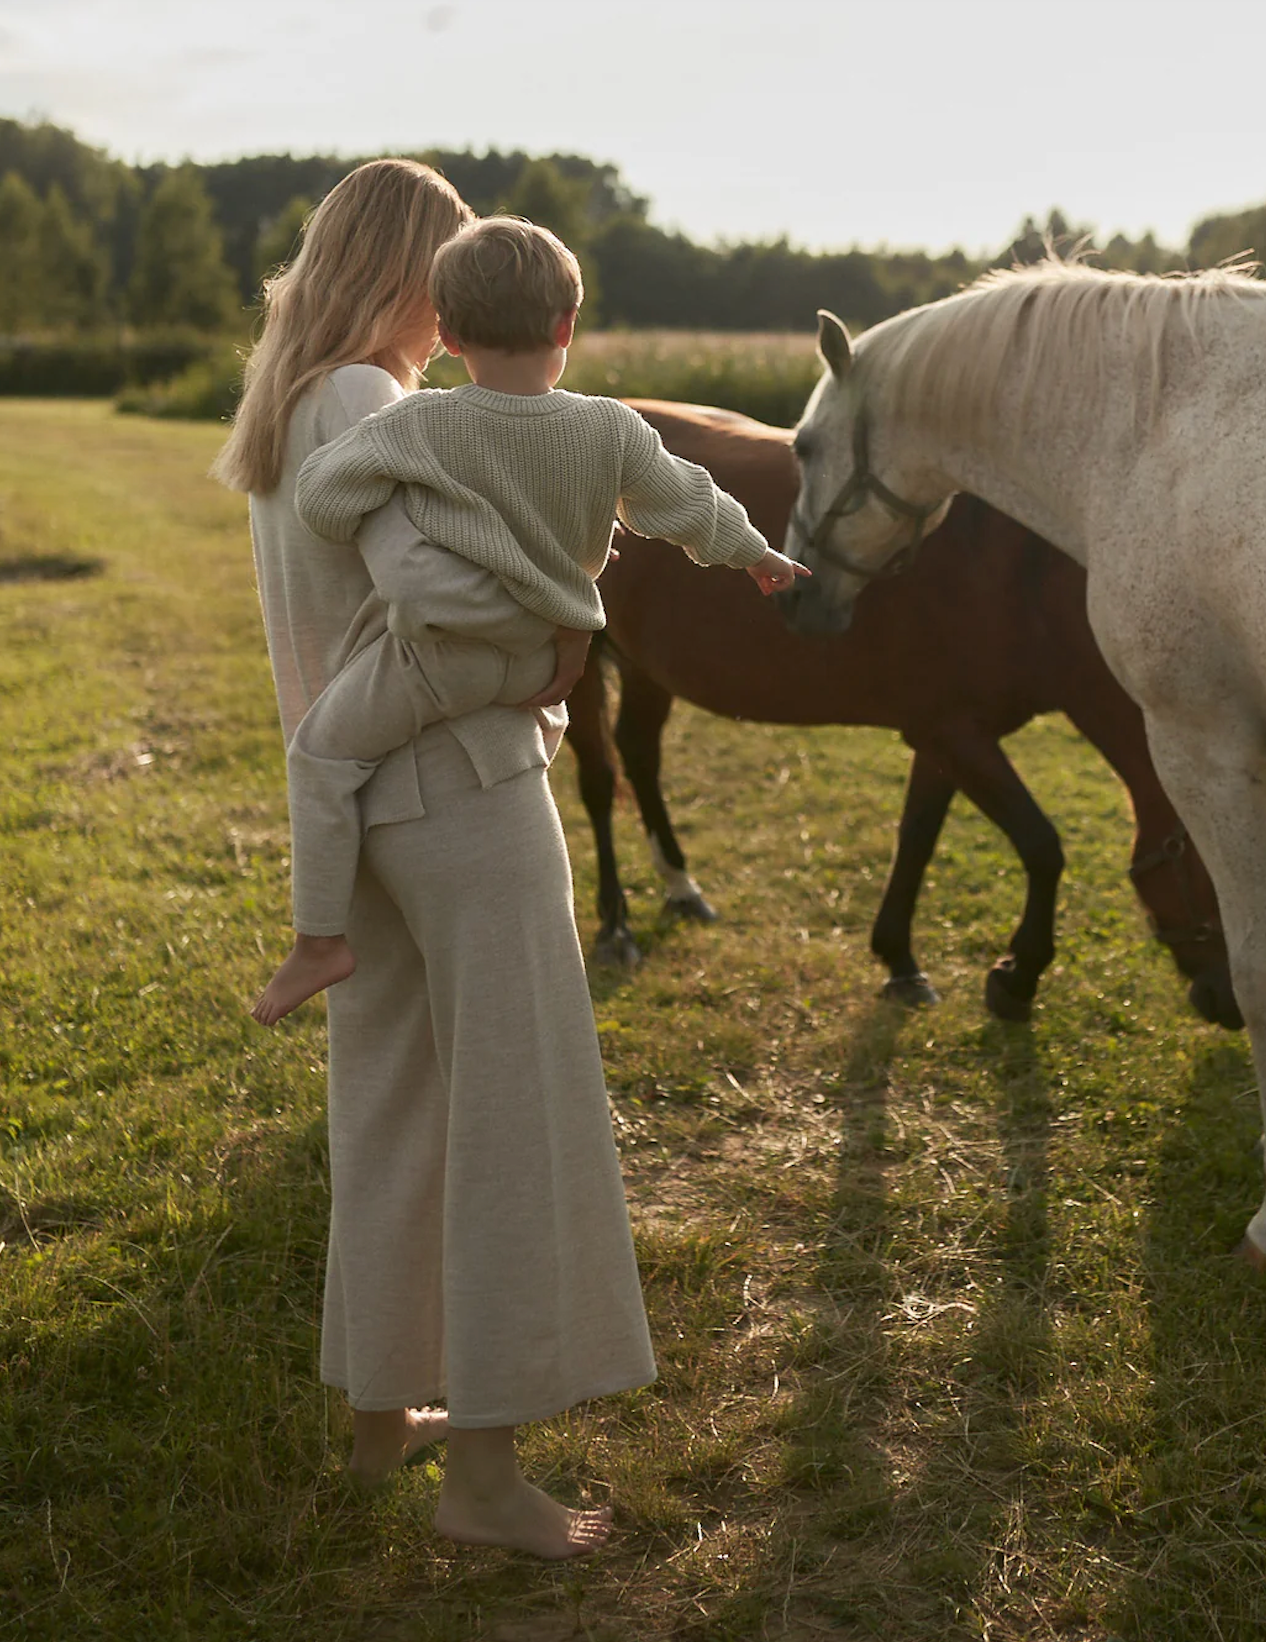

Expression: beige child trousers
xmin=286 ymin=632 xmax=554 ymax=935
xmin=319 ymin=721 xmax=656 ymax=1423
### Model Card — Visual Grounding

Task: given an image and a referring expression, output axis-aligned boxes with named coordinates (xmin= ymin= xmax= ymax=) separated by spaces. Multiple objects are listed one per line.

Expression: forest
xmin=4 ymin=113 xmax=1263 ymax=341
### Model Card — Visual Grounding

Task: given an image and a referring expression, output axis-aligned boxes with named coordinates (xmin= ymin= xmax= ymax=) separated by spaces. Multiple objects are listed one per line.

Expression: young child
xmin=251 ymin=217 xmax=807 ymax=1025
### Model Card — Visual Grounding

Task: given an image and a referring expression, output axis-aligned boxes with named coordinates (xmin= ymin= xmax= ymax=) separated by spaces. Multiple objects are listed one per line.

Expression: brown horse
xmin=565 ymin=400 xmax=1240 ymax=1028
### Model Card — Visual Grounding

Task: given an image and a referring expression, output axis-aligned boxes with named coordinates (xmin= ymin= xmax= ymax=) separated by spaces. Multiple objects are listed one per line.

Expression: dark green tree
xmin=0 ymin=171 xmax=45 ymax=331
xmin=506 ymin=157 xmax=604 ymax=322
xmin=129 ymin=165 xmax=240 ymax=330
xmin=38 ymin=183 xmax=109 ymax=326
xmin=252 ymin=194 xmax=313 ymax=290
xmin=1188 ymin=207 xmax=1266 ymax=270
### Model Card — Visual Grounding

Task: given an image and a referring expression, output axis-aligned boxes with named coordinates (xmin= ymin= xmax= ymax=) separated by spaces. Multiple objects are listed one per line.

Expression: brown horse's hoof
xmin=882 ymin=972 xmax=940 ymax=1007
xmin=592 ymin=928 xmax=642 ymax=969
xmin=664 ymin=891 xmax=718 ymax=924
xmin=1237 ymin=1236 xmax=1266 ymax=1274
xmin=985 ymin=964 xmax=1033 ymax=1023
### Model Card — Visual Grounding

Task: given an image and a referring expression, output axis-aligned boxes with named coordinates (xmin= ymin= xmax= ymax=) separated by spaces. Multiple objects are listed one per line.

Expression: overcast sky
xmin=2 ymin=0 xmax=1265 ymax=256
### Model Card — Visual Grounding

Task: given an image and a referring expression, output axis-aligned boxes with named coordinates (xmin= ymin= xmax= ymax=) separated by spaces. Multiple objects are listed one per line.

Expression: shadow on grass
xmin=674 ymin=1000 xmax=910 ymax=1638
xmin=0 ymin=554 xmax=104 ymax=583
xmin=716 ymin=1012 xmax=1063 ymax=1640
xmin=1108 ymin=1038 xmax=1266 ymax=1641
xmin=900 ymin=1020 xmax=1058 ymax=1636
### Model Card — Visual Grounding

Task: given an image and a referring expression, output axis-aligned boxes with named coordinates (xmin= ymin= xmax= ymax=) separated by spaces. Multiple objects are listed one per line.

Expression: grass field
xmin=4 ymin=402 xmax=1266 ymax=1641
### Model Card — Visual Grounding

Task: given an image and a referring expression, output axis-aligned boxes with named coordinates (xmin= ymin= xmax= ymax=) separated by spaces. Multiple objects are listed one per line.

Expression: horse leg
xmin=612 ymin=665 xmax=717 ymax=922
xmin=1059 ymin=691 xmax=1241 ymax=1030
xmin=1138 ymin=713 xmax=1266 ymax=1259
xmin=564 ymin=646 xmax=640 ymax=968
xmin=914 ymin=726 xmax=1066 ymax=1023
xmin=870 ymin=750 xmax=954 ymax=1007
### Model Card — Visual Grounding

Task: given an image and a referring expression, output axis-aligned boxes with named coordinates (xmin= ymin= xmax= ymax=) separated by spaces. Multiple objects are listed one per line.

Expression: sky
xmin=2 ymin=0 xmax=1266 ymax=256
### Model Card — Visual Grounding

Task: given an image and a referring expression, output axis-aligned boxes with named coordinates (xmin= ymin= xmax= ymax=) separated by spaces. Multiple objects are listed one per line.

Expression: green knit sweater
xmin=294 ymin=384 xmax=768 ymax=632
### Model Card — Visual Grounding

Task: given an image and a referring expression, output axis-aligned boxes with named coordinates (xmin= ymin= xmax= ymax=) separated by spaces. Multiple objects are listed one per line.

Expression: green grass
xmin=4 ymin=401 xmax=1266 ymax=1640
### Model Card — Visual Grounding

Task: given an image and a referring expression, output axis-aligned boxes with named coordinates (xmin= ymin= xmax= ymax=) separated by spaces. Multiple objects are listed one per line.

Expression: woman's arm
xmin=356 ymin=494 xmax=557 ymax=655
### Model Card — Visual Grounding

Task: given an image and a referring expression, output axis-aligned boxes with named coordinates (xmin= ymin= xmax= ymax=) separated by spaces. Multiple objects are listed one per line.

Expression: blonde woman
xmin=213 ymin=159 xmax=655 ymax=1558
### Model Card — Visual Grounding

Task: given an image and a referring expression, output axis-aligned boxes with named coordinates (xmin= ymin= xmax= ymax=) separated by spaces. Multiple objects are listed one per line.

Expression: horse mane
xmin=860 ymin=256 xmax=1266 ymax=439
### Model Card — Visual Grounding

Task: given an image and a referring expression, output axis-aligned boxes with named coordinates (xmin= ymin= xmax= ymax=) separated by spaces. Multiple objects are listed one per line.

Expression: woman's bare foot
xmin=434 ymin=1475 xmax=614 ymax=1559
xmin=348 ymin=1406 xmax=449 ymax=1488
xmin=251 ymin=934 xmax=356 ymax=1025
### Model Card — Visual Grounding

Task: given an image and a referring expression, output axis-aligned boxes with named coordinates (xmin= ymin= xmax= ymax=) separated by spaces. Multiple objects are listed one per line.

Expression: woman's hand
xmin=746 ymin=548 xmax=812 ymax=596
xmin=519 ymin=626 xmax=595 ymax=708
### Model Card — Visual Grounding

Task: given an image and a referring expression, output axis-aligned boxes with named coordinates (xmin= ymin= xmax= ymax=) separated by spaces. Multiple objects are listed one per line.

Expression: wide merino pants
xmin=288 ymin=633 xmax=555 ymax=937
xmin=319 ymin=722 xmax=656 ymax=1424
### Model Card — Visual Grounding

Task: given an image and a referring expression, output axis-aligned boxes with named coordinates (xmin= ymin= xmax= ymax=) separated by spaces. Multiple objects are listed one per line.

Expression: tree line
xmin=1 ymin=116 xmax=1262 ymax=336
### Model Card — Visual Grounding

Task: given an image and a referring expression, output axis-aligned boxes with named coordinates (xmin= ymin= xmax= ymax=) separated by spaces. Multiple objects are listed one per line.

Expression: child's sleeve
xmin=295 ymin=418 xmax=403 ymax=543
xmin=614 ymin=409 xmax=768 ymax=568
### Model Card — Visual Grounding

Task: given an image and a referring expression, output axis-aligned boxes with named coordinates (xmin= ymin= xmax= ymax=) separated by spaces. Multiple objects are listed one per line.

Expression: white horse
xmin=783 ymin=259 xmax=1266 ymax=1261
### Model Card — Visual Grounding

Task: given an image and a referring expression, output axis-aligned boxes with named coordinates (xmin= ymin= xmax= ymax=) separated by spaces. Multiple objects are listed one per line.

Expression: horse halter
xmin=789 ymin=410 xmax=943 ymax=582
xmin=1128 ymin=822 xmax=1222 ymax=949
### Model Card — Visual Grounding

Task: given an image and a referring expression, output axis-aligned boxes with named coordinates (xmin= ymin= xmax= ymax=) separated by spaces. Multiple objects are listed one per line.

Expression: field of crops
xmin=5 ymin=403 xmax=1266 ymax=1641
xmin=116 ymin=328 xmax=826 ymax=430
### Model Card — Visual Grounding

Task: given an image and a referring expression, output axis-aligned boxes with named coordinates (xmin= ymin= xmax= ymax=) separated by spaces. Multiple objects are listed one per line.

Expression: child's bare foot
xmin=251 ymin=934 xmax=355 ymax=1025
xmin=348 ymin=1406 xmax=449 ymax=1488
xmin=434 ymin=1475 xmax=614 ymax=1559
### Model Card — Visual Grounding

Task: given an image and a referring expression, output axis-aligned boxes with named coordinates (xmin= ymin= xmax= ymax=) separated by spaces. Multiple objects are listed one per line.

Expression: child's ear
xmin=438 ymin=320 xmax=462 ymax=357
xmin=555 ymin=308 xmax=577 ymax=348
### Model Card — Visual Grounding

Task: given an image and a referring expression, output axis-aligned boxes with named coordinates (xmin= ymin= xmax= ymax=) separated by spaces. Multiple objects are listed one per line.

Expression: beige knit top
xmin=294 ymin=385 xmax=769 ymax=633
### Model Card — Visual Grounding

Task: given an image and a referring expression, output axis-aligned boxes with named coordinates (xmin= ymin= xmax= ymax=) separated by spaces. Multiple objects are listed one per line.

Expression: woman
xmin=212 ymin=158 xmax=655 ymax=1559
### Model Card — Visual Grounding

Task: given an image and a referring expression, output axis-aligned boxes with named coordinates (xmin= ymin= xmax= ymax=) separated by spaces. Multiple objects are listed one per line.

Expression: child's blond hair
xmin=429 ymin=217 xmax=583 ymax=353
xmin=211 ymin=158 xmax=472 ymax=494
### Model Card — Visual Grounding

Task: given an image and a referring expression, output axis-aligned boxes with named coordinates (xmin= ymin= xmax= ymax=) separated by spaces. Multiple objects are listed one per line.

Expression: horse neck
xmin=873 ymin=299 xmax=1147 ymax=569
xmin=929 ymin=419 xmax=1094 ymax=568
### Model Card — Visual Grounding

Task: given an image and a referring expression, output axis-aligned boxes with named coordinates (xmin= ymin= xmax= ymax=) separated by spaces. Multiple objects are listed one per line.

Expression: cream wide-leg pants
xmin=319 ymin=722 xmax=656 ymax=1424
xmin=288 ymin=633 xmax=556 ymax=937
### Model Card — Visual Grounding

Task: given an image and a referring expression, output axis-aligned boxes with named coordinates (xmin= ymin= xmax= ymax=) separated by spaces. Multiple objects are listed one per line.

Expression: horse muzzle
xmin=777 ymin=580 xmax=855 ymax=636
xmin=1188 ymin=969 xmax=1244 ymax=1032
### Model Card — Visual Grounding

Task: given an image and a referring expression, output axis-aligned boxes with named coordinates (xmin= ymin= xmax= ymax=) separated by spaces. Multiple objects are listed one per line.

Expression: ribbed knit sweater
xmin=294 ymin=385 xmax=769 ymax=632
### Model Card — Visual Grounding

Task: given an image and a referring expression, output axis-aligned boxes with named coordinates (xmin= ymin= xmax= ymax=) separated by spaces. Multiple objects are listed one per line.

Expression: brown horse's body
xmin=565 ymin=401 xmax=1239 ymax=1026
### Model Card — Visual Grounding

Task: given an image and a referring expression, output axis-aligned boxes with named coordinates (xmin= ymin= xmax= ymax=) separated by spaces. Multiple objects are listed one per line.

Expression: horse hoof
xmin=664 ymin=892 xmax=718 ymax=924
xmin=985 ymin=964 xmax=1033 ymax=1023
xmin=1237 ymin=1236 xmax=1266 ymax=1274
xmin=592 ymin=928 xmax=641 ymax=969
xmin=882 ymin=972 xmax=940 ymax=1007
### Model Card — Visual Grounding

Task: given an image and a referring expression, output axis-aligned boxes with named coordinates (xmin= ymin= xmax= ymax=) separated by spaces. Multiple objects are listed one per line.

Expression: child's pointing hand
xmin=747 ymin=548 xmax=812 ymax=597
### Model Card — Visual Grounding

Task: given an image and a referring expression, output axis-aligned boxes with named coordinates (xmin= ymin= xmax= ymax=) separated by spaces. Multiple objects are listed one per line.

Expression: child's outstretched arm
xmin=615 ymin=408 xmax=793 ymax=581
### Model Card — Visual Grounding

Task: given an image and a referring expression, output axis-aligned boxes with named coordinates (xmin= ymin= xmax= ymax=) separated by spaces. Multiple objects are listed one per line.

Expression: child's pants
xmin=286 ymin=633 xmax=555 ymax=935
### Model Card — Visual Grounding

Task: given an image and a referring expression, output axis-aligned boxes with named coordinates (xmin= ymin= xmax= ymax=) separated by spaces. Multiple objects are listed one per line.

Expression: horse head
xmin=780 ymin=310 xmax=953 ymax=634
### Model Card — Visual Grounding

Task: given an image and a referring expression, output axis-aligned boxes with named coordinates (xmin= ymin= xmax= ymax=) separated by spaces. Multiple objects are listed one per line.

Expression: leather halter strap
xmin=789 ymin=410 xmax=943 ymax=582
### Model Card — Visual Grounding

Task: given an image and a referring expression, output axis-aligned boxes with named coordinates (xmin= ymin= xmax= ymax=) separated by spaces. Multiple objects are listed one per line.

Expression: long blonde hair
xmin=211 ymin=158 xmax=472 ymax=494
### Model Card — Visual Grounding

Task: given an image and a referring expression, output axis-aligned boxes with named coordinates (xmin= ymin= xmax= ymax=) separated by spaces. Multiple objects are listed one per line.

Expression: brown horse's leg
xmin=1058 ymin=693 xmax=1241 ymax=1029
xmin=915 ymin=726 xmax=1066 ymax=1023
xmin=612 ymin=664 xmax=716 ymax=923
xmin=870 ymin=751 xmax=955 ymax=1006
xmin=564 ymin=644 xmax=640 ymax=968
